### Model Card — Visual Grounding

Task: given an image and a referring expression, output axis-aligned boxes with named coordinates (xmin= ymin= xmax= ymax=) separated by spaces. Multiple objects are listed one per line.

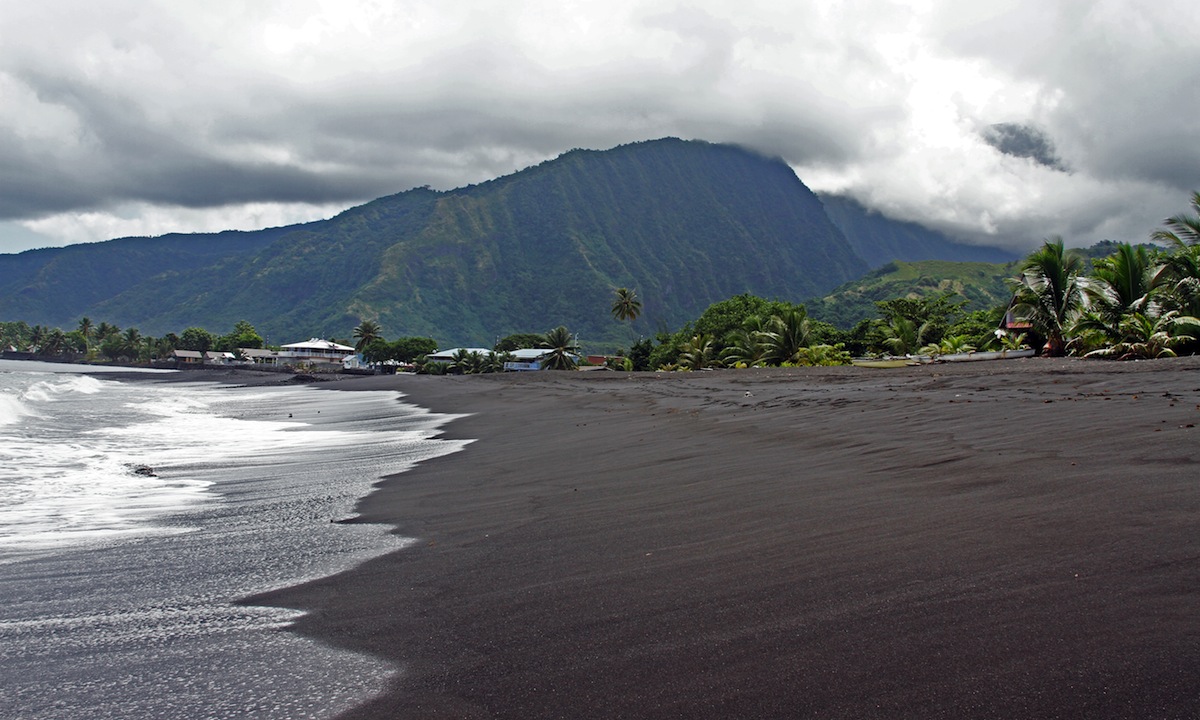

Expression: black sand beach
xmin=246 ymin=358 xmax=1200 ymax=718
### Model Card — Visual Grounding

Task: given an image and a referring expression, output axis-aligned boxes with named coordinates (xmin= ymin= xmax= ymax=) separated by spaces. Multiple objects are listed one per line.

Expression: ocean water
xmin=0 ymin=360 xmax=469 ymax=719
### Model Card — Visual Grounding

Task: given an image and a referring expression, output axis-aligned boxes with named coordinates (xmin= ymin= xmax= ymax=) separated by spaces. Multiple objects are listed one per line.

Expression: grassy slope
xmin=808 ymin=259 xmax=1020 ymax=328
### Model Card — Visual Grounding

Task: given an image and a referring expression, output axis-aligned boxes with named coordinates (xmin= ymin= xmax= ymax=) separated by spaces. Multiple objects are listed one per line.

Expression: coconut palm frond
xmin=679 ymin=333 xmax=719 ymax=370
xmin=540 ymin=326 xmax=580 ymax=370
xmin=1151 ymin=192 xmax=1200 ymax=246
xmin=1010 ymin=237 xmax=1086 ymax=355
xmin=611 ymin=287 xmax=642 ymax=322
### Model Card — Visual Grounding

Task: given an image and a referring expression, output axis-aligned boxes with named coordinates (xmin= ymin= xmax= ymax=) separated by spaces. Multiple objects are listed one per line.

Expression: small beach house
xmin=204 ymin=351 xmax=236 ymax=365
xmin=503 ymin=348 xmax=556 ymax=371
xmin=170 ymin=349 xmax=203 ymax=365
xmin=237 ymin=348 xmax=279 ymax=366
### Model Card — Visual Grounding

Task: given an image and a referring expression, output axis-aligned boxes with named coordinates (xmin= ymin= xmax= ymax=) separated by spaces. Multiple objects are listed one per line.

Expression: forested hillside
xmin=0 ymin=228 xmax=294 ymax=326
xmin=1 ymin=139 xmax=870 ymax=347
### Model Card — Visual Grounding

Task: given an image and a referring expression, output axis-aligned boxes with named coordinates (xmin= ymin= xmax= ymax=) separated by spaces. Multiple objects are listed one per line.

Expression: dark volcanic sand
xmin=248 ymin=358 xmax=1200 ymax=719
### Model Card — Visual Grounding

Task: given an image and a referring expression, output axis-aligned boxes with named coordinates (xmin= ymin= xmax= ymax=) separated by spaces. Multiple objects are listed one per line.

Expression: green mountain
xmin=0 ymin=228 xmax=293 ymax=326
xmin=1 ymin=138 xmax=869 ymax=348
xmin=819 ymin=194 xmax=1017 ymax=268
xmin=808 ymin=259 xmax=1020 ymax=328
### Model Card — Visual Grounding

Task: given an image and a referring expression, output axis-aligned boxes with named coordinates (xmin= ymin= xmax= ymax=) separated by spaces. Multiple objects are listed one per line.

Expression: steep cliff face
xmin=344 ymin=138 xmax=868 ymax=345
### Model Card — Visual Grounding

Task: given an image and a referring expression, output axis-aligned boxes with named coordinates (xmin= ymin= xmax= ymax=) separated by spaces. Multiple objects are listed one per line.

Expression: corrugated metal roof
xmin=509 ymin=348 xmax=551 ymax=360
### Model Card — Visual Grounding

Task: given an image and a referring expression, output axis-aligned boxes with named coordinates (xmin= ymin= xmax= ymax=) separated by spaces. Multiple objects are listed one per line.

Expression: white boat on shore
xmin=934 ymin=348 xmax=1037 ymax=363
xmin=852 ymin=348 xmax=1036 ymax=368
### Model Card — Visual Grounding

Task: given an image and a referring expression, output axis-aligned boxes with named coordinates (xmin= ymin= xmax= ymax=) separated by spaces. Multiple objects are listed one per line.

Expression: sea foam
xmin=0 ymin=367 xmax=470 ymax=720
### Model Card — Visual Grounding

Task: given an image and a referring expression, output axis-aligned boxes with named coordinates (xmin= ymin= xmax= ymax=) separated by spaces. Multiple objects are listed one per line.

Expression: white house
xmin=503 ymin=348 xmax=556 ymax=371
xmin=277 ymin=338 xmax=356 ymax=365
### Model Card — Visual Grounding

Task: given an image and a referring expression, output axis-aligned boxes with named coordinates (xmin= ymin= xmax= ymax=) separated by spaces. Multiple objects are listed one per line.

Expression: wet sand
xmin=248 ymin=358 xmax=1200 ymax=719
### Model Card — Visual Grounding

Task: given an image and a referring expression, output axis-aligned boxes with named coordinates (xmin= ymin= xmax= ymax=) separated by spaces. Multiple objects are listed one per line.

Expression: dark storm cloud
xmin=1 ymin=1 xmax=1198 ymax=252
xmin=924 ymin=2 xmax=1200 ymax=228
xmin=982 ymin=123 xmax=1067 ymax=172
xmin=2 ymin=1 xmax=892 ymax=223
xmin=0 ymin=66 xmax=397 ymax=218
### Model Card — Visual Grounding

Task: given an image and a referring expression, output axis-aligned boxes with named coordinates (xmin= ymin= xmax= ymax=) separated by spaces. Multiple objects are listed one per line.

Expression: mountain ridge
xmin=818 ymin=194 xmax=1017 ymax=268
xmin=1 ymin=138 xmax=1012 ymax=347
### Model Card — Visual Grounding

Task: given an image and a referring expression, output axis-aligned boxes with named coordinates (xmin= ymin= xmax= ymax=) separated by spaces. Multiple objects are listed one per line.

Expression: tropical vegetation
xmin=1002 ymin=194 xmax=1200 ymax=358
xmin=1008 ymin=238 xmax=1086 ymax=357
xmin=1 ymin=319 xmax=265 ymax=364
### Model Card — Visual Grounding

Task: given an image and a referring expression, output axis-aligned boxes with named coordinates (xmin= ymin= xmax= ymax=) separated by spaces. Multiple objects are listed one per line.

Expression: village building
xmin=204 ymin=350 xmax=236 ymax=365
xmin=170 ymin=349 xmax=203 ymax=365
xmin=276 ymin=338 xmax=356 ymax=365
xmin=237 ymin=347 xmax=279 ymax=366
xmin=503 ymin=348 xmax=556 ymax=371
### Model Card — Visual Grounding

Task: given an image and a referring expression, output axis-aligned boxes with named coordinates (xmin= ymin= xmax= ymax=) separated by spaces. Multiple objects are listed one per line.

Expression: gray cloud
xmin=1 ymin=1 xmax=1198 ymax=253
xmin=981 ymin=123 xmax=1067 ymax=171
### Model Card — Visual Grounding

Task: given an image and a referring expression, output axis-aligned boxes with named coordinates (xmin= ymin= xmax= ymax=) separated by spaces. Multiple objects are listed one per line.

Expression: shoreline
xmin=243 ymin=358 xmax=1200 ymax=718
xmin=0 ymin=365 xmax=467 ymax=719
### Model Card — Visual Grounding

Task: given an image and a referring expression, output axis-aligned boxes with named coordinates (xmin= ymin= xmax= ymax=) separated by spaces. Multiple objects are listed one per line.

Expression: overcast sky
xmin=2 ymin=0 xmax=1197 ymax=254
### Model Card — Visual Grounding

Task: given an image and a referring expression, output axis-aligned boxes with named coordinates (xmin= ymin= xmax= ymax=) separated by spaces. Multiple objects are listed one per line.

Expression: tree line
xmin=1 ymin=319 xmax=266 ymax=363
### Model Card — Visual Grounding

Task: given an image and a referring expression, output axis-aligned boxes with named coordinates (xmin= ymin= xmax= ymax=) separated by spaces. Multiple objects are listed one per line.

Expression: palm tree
xmin=352 ymin=320 xmax=383 ymax=352
xmin=41 ymin=328 xmax=67 ymax=356
xmin=95 ymin=322 xmax=119 ymax=343
xmin=446 ymin=348 xmax=480 ymax=374
xmin=920 ymin=334 xmax=976 ymax=357
xmin=418 ymin=359 xmax=449 ymax=375
xmin=611 ymin=288 xmax=642 ymax=323
xmin=28 ymin=325 xmax=46 ymax=352
xmin=123 ymin=327 xmax=143 ymax=360
xmin=719 ymin=315 xmax=768 ymax=367
xmin=1082 ymin=242 xmax=1155 ymax=340
xmin=77 ymin=317 xmax=94 ymax=351
xmin=756 ymin=307 xmax=814 ymax=366
xmin=1009 ymin=237 xmax=1086 ymax=356
xmin=1084 ymin=310 xmax=1199 ymax=360
xmin=539 ymin=326 xmax=579 ymax=370
xmin=486 ymin=351 xmax=513 ymax=373
xmin=879 ymin=316 xmax=928 ymax=356
xmin=1152 ymin=191 xmax=1200 ymax=246
xmin=678 ymin=333 xmax=719 ymax=370
xmin=1152 ymin=235 xmax=1200 ymax=317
